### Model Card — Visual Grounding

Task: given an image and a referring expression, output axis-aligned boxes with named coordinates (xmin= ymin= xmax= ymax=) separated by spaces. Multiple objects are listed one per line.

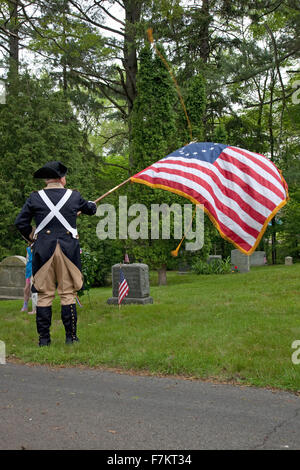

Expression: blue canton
xmin=165 ymin=142 xmax=228 ymax=164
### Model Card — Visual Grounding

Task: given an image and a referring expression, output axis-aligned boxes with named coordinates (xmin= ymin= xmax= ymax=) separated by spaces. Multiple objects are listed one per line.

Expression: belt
xmin=34 ymin=229 xmax=79 ymax=239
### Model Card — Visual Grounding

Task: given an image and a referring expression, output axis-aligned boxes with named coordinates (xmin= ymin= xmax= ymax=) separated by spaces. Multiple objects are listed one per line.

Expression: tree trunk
xmin=123 ymin=0 xmax=142 ymax=115
xmin=199 ymin=0 xmax=210 ymax=64
xmin=62 ymin=0 xmax=69 ymax=94
xmin=198 ymin=0 xmax=210 ymax=138
xmin=8 ymin=0 xmax=19 ymax=87
xmin=123 ymin=0 xmax=142 ymax=171
xmin=158 ymin=264 xmax=167 ymax=286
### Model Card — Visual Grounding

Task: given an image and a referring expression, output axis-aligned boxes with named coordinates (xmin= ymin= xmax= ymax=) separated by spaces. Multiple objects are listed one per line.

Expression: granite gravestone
xmin=285 ymin=256 xmax=293 ymax=266
xmin=231 ymin=249 xmax=250 ymax=273
xmin=178 ymin=262 xmax=191 ymax=274
xmin=250 ymin=251 xmax=266 ymax=266
xmin=107 ymin=263 xmax=153 ymax=305
xmin=207 ymin=255 xmax=222 ymax=264
xmin=0 ymin=256 xmax=26 ymax=300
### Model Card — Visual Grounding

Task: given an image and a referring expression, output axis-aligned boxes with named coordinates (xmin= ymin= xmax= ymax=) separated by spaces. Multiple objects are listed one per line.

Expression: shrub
xmin=192 ymin=256 xmax=231 ymax=275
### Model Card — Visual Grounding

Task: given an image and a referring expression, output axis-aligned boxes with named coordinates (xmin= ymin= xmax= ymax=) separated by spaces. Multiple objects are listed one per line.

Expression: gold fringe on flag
xmin=171 ymin=206 xmax=198 ymax=257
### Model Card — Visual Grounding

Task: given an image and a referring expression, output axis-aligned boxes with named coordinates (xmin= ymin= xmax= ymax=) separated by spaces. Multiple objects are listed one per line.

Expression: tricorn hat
xmin=34 ymin=161 xmax=68 ymax=179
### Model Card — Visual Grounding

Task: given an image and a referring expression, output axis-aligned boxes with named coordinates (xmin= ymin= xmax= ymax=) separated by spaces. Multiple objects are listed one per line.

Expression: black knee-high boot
xmin=61 ymin=304 xmax=79 ymax=344
xmin=36 ymin=306 xmax=52 ymax=346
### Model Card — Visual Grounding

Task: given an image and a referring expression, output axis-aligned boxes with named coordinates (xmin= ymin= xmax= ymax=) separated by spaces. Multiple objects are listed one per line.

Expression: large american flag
xmin=131 ymin=142 xmax=288 ymax=255
xmin=118 ymin=268 xmax=129 ymax=305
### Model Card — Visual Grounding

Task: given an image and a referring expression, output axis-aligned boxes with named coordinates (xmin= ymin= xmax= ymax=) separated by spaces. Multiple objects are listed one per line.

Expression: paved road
xmin=0 ymin=362 xmax=299 ymax=450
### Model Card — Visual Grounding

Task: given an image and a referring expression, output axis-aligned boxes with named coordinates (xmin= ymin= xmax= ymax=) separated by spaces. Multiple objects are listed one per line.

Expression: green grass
xmin=1 ymin=264 xmax=300 ymax=392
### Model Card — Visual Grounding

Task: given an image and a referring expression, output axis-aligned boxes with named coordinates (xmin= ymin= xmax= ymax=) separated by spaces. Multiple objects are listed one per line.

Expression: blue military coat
xmin=15 ymin=185 xmax=96 ymax=277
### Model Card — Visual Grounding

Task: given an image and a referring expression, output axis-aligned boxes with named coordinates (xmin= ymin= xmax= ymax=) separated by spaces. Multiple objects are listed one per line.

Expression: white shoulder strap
xmin=35 ymin=189 xmax=78 ymax=238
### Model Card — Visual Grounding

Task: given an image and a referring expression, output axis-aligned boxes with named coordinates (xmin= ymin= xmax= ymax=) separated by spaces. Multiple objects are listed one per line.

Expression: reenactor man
xmin=15 ymin=161 xmax=97 ymax=346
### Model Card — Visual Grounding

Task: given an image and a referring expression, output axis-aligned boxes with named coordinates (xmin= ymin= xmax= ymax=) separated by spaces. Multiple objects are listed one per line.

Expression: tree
xmin=0 ymin=72 xmax=99 ymax=259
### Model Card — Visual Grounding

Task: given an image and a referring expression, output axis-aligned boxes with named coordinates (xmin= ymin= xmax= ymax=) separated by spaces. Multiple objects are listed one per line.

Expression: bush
xmin=192 ymin=256 xmax=231 ymax=275
xmin=79 ymin=239 xmax=124 ymax=294
xmin=79 ymin=250 xmax=99 ymax=295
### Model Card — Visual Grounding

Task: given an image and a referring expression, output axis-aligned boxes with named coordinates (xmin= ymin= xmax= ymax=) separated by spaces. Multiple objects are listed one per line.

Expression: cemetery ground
xmin=0 ymin=264 xmax=300 ymax=393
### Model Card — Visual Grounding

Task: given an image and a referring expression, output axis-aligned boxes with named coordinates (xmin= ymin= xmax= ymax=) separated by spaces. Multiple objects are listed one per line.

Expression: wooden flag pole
xmin=77 ymin=177 xmax=131 ymax=216
xmin=118 ymin=262 xmax=122 ymax=310
xmin=93 ymin=177 xmax=131 ymax=205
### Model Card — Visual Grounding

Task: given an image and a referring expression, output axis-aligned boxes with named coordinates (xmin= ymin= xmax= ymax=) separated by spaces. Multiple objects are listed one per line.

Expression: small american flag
xmin=118 ymin=268 xmax=129 ymax=305
xmin=131 ymin=142 xmax=288 ymax=255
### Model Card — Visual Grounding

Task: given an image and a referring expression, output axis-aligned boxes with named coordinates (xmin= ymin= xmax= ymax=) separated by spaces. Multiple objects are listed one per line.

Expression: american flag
xmin=118 ymin=268 xmax=129 ymax=305
xmin=131 ymin=142 xmax=288 ymax=255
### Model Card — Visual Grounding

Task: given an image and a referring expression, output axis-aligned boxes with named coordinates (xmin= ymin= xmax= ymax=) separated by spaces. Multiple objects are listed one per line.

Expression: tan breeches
xmin=33 ymin=243 xmax=83 ymax=307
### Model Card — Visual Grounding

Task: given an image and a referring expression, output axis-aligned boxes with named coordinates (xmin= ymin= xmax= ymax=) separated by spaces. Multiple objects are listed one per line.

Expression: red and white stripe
xmin=118 ymin=279 xmax=129 ymax=304
xmin=133 ymin=146 xmax=288 ymax=254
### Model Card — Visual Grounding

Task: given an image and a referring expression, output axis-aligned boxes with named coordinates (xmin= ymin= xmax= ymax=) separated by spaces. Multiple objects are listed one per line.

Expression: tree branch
xmin=100 ymin=160 xmax=129 ymax=171
xmin=68 ymin=0 xmax=125 ymax=37
xmin=0 ymin=25 xmax=19 ymax=38
xmin=0 ymin=41 xmax=10 ymax=54
xmin=244 ymin=85 xmax=300 ymax=108
xmin=93 ymin=0 xmax=125 ymax=27
xmin=116 ymin=66 xmax=132 ymax=106
xmin=265 ymin=24 xmax=287 ymax=149
xmin=70 ymin=71 xmax=128 ymax=117
xmin=113 ymin=0 xmax=125 ymax=10
xmin=71 ymin=69 xmax=125 ymax=97
xmin=98 ymin=131 xmax=127 ymax=146
xmin=225 ymin=48 xmax=300 ymax=86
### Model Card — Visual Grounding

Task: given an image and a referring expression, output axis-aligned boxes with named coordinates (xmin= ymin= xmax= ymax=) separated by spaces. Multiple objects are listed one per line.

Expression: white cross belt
xmin=35 ymin=189 xmax=78 ymax=239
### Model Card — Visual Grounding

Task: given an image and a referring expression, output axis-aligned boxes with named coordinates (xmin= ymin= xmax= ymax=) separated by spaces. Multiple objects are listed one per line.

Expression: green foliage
xmin=1 ymin=0 xmax=299 ymax=268
xmin=185 ymin=74 xmax=206 ymax=142
xmin=128 ymin=43 xmax=185 ymax=272
xmin=278 ymin=189 xmax=300 ymax=260
xmin=79 ymin=249 xmax=98 ymax=294
xmin=0 ymin=73 xmax=99 ymax=260
xmin=192 ymin=256 xmax=232 ymax=275
xmin=129 ymin=43 xmax=180 ymax=171
xmin=213 ymin=123 xmax=228 ymax=144
xmin=79 ymin=237 xmax=124 ymax=290
xmin=175 ymin=73 xmax=207 ymax=144
xmin=2 ymin=264 xmax=300 ymax=391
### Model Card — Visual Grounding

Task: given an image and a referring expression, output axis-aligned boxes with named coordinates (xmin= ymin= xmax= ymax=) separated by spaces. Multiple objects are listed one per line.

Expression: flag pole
xmin=77 ymin=177 xmax=131 ymax=216
xmin=93 ymin=177 xmax=131 ymax=205
xmin=118 ymin=262 xmax=122 ymax=310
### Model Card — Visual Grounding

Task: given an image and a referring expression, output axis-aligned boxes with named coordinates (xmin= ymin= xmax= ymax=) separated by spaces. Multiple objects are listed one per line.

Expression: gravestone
xmin=178 ymin=262 xmax=191 ymax=274
xmin=250 ymin=251 xmax=266 ymax=266
xmin=0 ymin=256 xmax=26 ymax=300
xmin=285 ymin=256 xmax=293 ymax=266
xmin=207 ymin=255 xmax=222 ymax=265
xmin=107 ymin=263 xmax=153 ymax=305
xmin=231 ymin=249 xmax=250 ymax=273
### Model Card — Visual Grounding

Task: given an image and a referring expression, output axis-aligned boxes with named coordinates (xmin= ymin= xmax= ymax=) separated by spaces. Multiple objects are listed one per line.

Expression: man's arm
xmin=15 ymin=196 xmax=35 ymax=242
xmin=77 ymin=194 xmax=97 ymax=216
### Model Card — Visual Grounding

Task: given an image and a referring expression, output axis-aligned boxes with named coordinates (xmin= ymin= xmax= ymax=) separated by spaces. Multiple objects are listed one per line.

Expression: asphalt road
xmin=0 ymin=362 xmax=300 ymax=451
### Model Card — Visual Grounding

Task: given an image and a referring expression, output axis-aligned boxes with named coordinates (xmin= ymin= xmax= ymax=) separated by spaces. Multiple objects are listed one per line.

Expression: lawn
xmin=0 ymin=264 xmax=300 ymax=392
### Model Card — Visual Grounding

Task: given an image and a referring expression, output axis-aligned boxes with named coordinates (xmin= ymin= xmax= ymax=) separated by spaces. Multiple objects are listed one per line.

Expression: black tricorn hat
xmin=34 ymin=161 xmax=68 ymax=179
